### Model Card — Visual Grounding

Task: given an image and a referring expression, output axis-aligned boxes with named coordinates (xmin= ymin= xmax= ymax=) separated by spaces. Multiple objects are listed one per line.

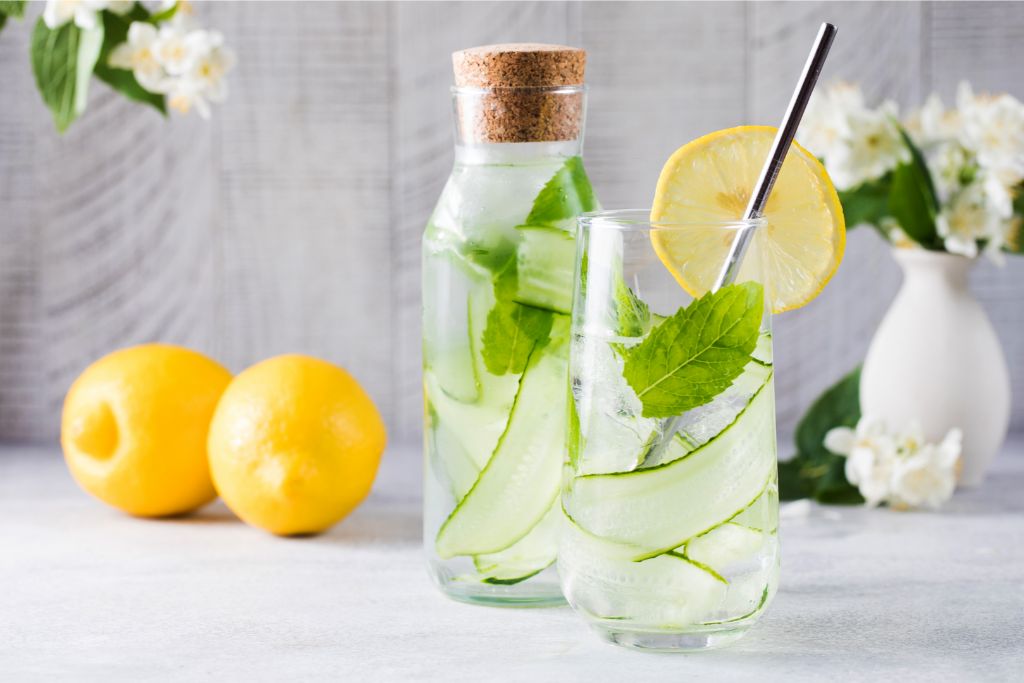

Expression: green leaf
xmin=777 ymin=458 xmax=816 ymax=501
xmin=149 ymin=1 xmax=179 ymax=23
xmin=0 ymin=1 xmax=26 ymax=17
xmin=31 ymin=18 xmax=104 ymax=133
xmin=888 ymin=126 xmax=941 ymax=249
xmin=0 ymin=14 xmax=6 ymax=32
xmin=93 ymin=9 xmax=166 ymax=115
xmin=838 ymin=172 xmax=892 ymax=230
xmin=815 ymin=458 xmax=865 ymax=505
xmin=93 ymin=65 xmax=166 ymax=113
xmin=795 ymin=366 xmax=860 ymax=458
xmin=623 ymin=282 xmax=763 ymax=418
xmin=525 ymin=156 xmax=599 ymax=228
xmin=614 ymin=276 xmax=649 ymax=338
xmin=778 ymin=366 xmax=863 ymax=503
xmin=481 ymin=299 xmax=554 ymax=376
xmin=1006 ymin=184 xmax=1024 ymax=254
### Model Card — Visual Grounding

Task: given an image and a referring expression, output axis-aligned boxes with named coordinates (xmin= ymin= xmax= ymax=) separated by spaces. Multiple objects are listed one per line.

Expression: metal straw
xmin=713 ymin=22 xmax=838 ymax=290
xmin=646 ymin=23 xmax=837 ymax=465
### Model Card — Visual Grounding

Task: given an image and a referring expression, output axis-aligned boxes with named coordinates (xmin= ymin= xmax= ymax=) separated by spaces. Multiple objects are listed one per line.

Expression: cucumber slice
xmin=752 ymin=330 xmax=772 ymax=365
xmin=514 ymin=226 xmax=576 ymax=314
xmin=435 ymin=344 xmax=568 ymax=558
xmin=424 ymin=372 xmax=512 ymax=471
xmin=731 ymin=480 xmax=778 ymax=533
xmin=569 ymin=378 xmax=777 ymax=559
xmin=700 ymin=575 xmax=774 ymax=626
xmin=473 ymin=503 xmax=560 ymax=584
xmin=684 ymin=523 xmax=764 ymax=571
xmin=426 ymin=410 xmax=481 ymax=501
xmin=640 ymin=357 xmax=773 ymax=470
xmin=559 ymin=514 xmax=726 ymax=626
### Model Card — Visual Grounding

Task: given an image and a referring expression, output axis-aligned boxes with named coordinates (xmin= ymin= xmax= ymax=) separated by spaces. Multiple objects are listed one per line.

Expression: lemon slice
xmin=650 ymin=126 xmax=845 ymax=313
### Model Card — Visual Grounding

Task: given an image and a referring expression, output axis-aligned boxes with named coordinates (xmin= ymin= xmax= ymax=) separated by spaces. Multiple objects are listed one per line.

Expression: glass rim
xmin=450 ymin=84 xmax=587 ymax=96
xmin=579 ymin=209 xmax=765 ymax=232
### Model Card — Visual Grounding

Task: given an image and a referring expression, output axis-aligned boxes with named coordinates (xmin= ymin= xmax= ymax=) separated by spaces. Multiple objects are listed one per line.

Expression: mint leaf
xmin=614 ymin=277 xmax=650 ymax=338
xmin=889 ymin=126 xmax=942 ymax=249
xmin=31 ymin=18 xmax=104 ymax=132
xmin=623 ymin=282 xmax=763 ymax=418
xmin=779 ymin=366 xmax=863 ymax=503
xmin=94 ymin=8 xmax=166 ymax=115
xmin=478 ymin=156 xmax=594 ymax=372
xmin=481 ymin=299 xmax=553 ymax=375
xmin=525 ymin=156 xmax=599 ymax=228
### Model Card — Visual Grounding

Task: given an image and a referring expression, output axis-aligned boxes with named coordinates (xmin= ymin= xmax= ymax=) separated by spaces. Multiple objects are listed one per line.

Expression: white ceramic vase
xmin=861 ymin=249 xmax=1011 ymax=487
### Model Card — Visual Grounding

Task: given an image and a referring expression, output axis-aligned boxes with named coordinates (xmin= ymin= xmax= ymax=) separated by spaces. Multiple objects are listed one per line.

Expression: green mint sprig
xmin=623 ymin=282 xmax=763 ymax=418
xmin=524 ymin=156 xmax=598 ymax=229
xmin=480 ymin=156 xmax=597 ymax=374
xmin=480 ymin=298 xmax=553 ymax=376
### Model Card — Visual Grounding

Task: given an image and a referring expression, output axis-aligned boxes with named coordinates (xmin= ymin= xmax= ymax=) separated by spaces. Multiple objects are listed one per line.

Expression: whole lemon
xmin=61 ymin=344 xmax=232 ymax=517
xmin=207 ymin=354 xmax=386 ymax=536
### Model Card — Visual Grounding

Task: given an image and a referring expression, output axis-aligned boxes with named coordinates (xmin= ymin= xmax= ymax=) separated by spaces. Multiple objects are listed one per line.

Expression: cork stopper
xmin=452 ymin=43 xmax=586 ymax=144
xmin=453 ymin=43 xmax=586 ymax=88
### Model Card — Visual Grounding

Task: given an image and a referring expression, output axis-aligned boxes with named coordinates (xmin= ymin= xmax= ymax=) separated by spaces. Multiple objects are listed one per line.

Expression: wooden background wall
xmin=2 ymin=1 xmax=1023 ymax=453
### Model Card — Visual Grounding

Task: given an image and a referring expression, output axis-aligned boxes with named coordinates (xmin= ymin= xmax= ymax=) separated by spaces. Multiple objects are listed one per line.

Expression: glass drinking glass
xmin=560 ymin=210 xmax=779 ymax=651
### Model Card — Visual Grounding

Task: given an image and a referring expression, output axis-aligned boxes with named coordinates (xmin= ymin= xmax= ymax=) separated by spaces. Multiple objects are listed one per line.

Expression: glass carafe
xmin=422 ymin=45 xmax=598 ymax=606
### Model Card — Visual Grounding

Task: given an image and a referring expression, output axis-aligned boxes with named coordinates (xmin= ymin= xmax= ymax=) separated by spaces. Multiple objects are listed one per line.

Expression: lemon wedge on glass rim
xmin=650 ymin=125 xmax=845 ymax=313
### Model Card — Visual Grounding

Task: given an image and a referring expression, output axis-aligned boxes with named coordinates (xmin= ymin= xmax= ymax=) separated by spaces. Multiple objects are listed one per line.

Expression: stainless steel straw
xmin=713 ymin=22 xmax=838 ymax=290
xmin=648 ymin=22 xmax=837 ymax=464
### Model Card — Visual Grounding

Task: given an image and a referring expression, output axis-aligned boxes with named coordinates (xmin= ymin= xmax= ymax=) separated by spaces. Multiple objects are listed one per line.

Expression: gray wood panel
xmin=1 ymin=1 xmax=1022 ymax=449
xmin=581 ymin=2 xmax=748 ymax=209
xmin=0 ymin=18 xmax=47 ymax=442
xmin=207 ymin=1 xmax=394 ymax=432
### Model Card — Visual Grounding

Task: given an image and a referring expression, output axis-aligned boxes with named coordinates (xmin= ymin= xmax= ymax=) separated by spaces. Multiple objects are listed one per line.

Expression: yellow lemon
xmin=207 ymin=354 xmax=387 ymax=536
xmin=61 ymin=344 xmax=232 ymax=517
xmin=651 ymin=125 xmax=845 ymax=313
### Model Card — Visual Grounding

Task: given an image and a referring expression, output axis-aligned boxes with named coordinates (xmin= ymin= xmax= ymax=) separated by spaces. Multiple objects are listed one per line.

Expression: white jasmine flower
xmin=829 ymin=102 xmax=908 ymax=191
xmin=109 ymin=22 xmax=172 ymax=94
xmin=799 ymin=83 xmax=866 ymax=160
xmin=957 ymin=82 xmax=1024 ymax=188
xmin=906 ymin=94 xmax=961 ymax=146
xmin=166 ymin=30 xmax=235 ymax=118
xmin=936 ymin=181 xmax=1005 ymax=258
xmin=43 ymin=0 xmax=118 ymax=30
xmin=929 ymin=142 xmax=972 ymax=205
xmin=889 ymin=429 xmax=961 ymax=509
xmin=825 ymin=416 xmax=962 ymax=510
xmin=844 ymin=445 xmax=893 ymax=508
xmin=152 ymin=24 xmax=196 ymax=76
xmin=799 ymin=83 xmax=908 ymax=191
xmin=825 ymin=416 xmax=897 ymax=508
xmin=982 ymin=171 xmax=1014 ymax=220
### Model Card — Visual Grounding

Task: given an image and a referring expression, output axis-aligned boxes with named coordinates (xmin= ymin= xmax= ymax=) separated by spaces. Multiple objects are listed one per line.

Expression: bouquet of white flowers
xmin=779 ymin=367 xmax=962 ymax=511
xmin=0 ymin=0 xmax=233 ymax=131
xmin=799 ymin=82 xmax=1024 ymax=261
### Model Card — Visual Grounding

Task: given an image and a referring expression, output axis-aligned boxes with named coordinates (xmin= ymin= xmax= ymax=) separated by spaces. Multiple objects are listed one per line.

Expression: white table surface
xmin=2 ymin=442 xmax=1022 ymax=681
